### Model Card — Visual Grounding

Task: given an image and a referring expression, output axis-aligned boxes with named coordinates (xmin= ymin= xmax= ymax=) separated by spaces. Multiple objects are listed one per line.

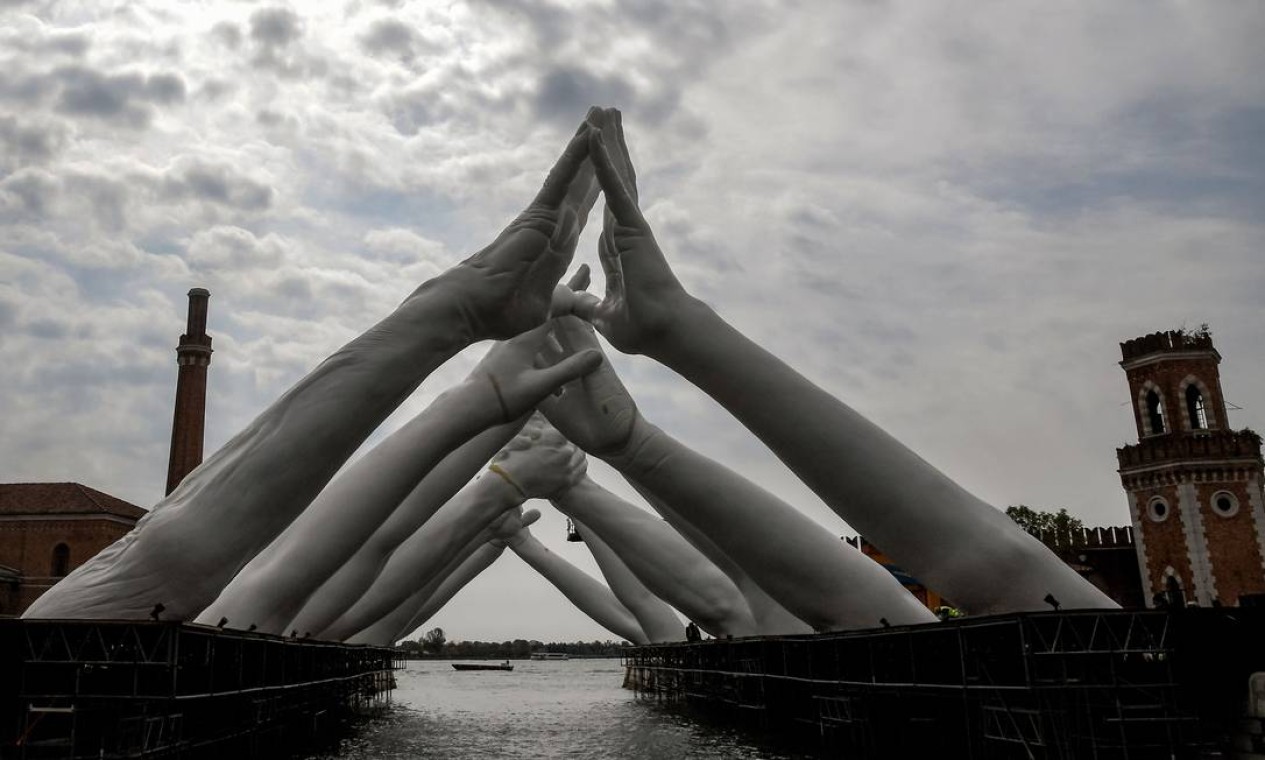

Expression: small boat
xmin=451 ymin=661 xmax=513 ymax=672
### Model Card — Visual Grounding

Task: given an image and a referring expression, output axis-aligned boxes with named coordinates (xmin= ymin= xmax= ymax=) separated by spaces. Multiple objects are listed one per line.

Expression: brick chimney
xmin=166 ymin=288 xmax=213 ymax=495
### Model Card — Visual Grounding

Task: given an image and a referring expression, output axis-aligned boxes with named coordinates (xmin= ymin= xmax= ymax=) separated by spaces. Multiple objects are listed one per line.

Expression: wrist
xmin=599 ymin=416 xmax=666 ymax=475
xmin=642 ymin=294 xmax=717 ymax=363
xmin=444 ymin=374 xmax=514 ymax=430
xmin=477 ymin=469 xmax=527 ymax=509
xmin=422 ymin=268 xmax=489 ymax=346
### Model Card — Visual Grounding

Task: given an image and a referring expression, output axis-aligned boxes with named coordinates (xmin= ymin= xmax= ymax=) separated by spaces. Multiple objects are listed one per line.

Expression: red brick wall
xmin=0 ymin=518 xmax=134 ymax=616
xmin=1124 ymin=355 xmax=1224 ymax=437
xmin=1200 ymin=481 xmax=1265 ymax=605
xmin=1134 ymin=484 xmax=1195 ymax=601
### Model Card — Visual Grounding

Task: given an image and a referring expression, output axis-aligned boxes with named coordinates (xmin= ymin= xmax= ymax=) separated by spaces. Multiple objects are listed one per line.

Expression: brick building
xmin=0 ymin=483 xmax=146 ymax=616
xmin=1026 ymin=524 xmax=1144 ymax=609
xmin=1117 ymin=329 xmax=1265 ymax=607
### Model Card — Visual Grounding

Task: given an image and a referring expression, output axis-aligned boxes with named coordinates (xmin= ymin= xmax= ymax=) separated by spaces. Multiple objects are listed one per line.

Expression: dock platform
xmin=1 ymin=619 xmax=399 ymax=759
xmin=623 ymin=608 xmax=1265 ymax=758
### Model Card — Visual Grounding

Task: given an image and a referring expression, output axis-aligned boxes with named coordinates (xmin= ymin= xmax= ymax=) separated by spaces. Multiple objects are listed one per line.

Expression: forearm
xmin=646 ymin=307 xmax=1112 ymax=613
xmin=397 ymin=544 xmax=504 ymax=642
xmin=369 ymin=419 xmax=525 ymax=553
xmin=606 ymin=421 xmax=934 ymax=630
xmin=576 ymin=522 xmax=682 ymax=643
xmin=318 ymin=478 xmax=519 ymax=640
xmin=511 ymin=534 xmax=647 ymax=644
xmin=25 ymin=275 xmax=477 ymax=622
xmin=553 ymin=478 xmax=757 ymax=637
xmin=345 ymin=540 xmax=501 ymax=645
xmin=624 ymin=477 xmax=811 ymax=635
xmin=198 ymin=383 xmax=510 ymax=632
xmin=189 ymin=272 xmax=476 ymax=542
xmin=287 ymin=420 xmax=524 ymax=637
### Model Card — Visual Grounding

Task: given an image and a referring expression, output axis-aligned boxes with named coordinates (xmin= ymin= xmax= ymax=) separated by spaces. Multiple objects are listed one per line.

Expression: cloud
xmin=249 ymin=7 xmax=302 ymax=48
xmin=162 ymin=159 xmax=274 ymax=211
xmin=0 ymin=115 xmax=71 ymax=171
xmin=56 ymin=66 xmax=185 ymax=123
xmin=357 ymin=17 xmax=427 ymax=64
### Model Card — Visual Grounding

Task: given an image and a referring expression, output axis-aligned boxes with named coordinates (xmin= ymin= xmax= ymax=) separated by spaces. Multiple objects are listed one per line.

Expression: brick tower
xmin=166 ymin=288 xmax=213 ymax=495
xmin=1116 ymin=329 xmax=1265 ymax=607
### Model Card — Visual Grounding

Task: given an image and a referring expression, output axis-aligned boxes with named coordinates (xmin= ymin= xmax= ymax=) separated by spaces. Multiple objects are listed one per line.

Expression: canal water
xmin=307 ymin=658 xmax=819 ymax=759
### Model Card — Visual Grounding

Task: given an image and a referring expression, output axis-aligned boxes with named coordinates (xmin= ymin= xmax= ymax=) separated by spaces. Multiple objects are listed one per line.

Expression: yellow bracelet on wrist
xmin=488 ymin=463 xmax=527 ymax=499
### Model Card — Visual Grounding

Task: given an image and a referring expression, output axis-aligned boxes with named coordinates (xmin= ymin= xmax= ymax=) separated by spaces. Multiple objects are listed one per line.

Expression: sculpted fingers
xmin=567 ymin=263 xmax=592 ymax=292
xmin=534 ymin=122 xmax=592 ymax=209
xmin=590 ymin=130 xmax=643 ymax=229
xmin=612 ymin=109 xmax=639 ymax=201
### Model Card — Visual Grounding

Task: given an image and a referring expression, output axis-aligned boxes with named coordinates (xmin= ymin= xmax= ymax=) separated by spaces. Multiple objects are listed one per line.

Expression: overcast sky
xmin=2 ymin=1 xmax=1262 ymax=643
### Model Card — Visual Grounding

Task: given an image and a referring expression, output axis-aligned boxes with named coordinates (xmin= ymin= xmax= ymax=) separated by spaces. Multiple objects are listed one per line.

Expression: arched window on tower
xmin=51 ymin=543 xmax=70 ymax=577
xmin=1186 ymin=385 xmax=1208 ymax=430
xmin=1146 ymin=390 xmax=1165 ymax=435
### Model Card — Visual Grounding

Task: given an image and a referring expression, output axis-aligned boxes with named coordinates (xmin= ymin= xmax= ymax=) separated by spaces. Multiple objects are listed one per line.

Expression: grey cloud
xmin=358 ymin=17 xmax=424 ymax=62
xmin=187 ymin=226 xmax=287 ymax=270
xmin=0 ymin=116 xmax=70 ymax=171
xmin=25 ymin=318 xmax=69 ymax=340
xmin=162 ymin=160 xmax=274 ymax=211
xmin=52 ymin=65 xmax=187 ymax=128
xmin=0 ymin=298 xmax=16 ymax=329
xmin=211 ymin=21 xmax=243 ymax=50
xmin=534 ymin=67 xmax=635 ymax=125
xmin=250 ymin=7 xmax=303 ymax=48
xmin=0 ymin=169 xmax=59 ymax=218
xmin=67 ymin=171 xmax=131 ymax=231
xmin=246 ymin=7 xmax=323 ymax=78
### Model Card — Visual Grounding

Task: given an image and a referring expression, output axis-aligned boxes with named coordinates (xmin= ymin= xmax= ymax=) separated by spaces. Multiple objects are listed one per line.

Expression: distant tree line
xmin=395 ymin=628 xmax=632 ymax=659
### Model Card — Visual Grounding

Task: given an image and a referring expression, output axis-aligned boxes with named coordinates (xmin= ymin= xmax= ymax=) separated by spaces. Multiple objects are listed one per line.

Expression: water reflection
xmin=308 ymin=659 xmax=818 ymax=759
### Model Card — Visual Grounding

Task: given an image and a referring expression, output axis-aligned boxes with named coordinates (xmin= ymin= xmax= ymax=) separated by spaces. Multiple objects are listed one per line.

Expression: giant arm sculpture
xmin=550 ymin=473 xmax=760 ymax=637
xmin=316 ymin=428 xmax=586 ymax=641
xmin=25 ymin=119 xmax=602 ymax=621
xmin=505 ymin=518 xmax=649 ymax=645
xmin=349 ymin=506 xmax=653 ymax=646
xmin=284 ymin=421 xmax=521 ymax=639
xmin=347 ymin=526 xmax=512 ymax=646
xmin=570 ymin=520 xmax=683 ymax=642
xmin=540 ymin=359 xmax=932 ymax=631
xmin=625 ymin=483 xmax=812 ymax=635
xmin=197 ymin=330 xmax=569 ymax=634
xmin=563 ymin=108 xmax=1115 ymax=615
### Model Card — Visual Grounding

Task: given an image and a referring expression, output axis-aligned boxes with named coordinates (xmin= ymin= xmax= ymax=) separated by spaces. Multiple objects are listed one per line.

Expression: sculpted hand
xmin=537 ymin=274 xmax=641 ymax=456
xmin=563 ymin=108 xmax=697 ymax=356
xmin=446 ymin=116 xmax=600 ymax=341
xmin=471 ymin=326 xmax=602 ymax=423
xmin=489 ymin=508 xmax=540 ymax=549
xmin=491 ymin=424 xmax=588 ymax=499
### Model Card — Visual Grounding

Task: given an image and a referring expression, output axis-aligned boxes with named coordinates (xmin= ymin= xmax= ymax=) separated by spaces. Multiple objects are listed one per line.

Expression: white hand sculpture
xmin=490 ymin=423 xmax=588 ymax=500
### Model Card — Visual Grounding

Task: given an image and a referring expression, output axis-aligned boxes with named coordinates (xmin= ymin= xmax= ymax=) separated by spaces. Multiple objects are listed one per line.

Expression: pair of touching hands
xmin=466 ymin=106 xmax=692 ymax=456
xmin=452 ymin=105 xmax=692 ymax=353
xmin=484 ymin=417 xmax=586 ymax=548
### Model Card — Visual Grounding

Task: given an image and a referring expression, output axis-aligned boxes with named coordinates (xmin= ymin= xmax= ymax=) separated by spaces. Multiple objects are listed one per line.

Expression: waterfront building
xmin=1117 ymin=328 xmax=1265 ymax=607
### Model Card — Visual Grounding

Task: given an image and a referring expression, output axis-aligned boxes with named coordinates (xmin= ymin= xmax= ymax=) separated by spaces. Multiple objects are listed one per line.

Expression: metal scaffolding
xmin=1 ymin=619 xmax=400 ymax=760
xmin=623 ymin=608 xmax=1265 ymax=759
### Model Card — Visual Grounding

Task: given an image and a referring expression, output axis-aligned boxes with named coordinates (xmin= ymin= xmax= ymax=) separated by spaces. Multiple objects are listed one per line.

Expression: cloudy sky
xmin=2 ymin=1 xmax=1262 ymax=643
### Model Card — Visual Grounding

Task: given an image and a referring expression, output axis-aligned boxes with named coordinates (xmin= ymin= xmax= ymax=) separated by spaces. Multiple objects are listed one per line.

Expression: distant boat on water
xmin=530 ymin=652 xmax=569 ymax=661
xmin=451 ymin=661 xmax=514 ymax=672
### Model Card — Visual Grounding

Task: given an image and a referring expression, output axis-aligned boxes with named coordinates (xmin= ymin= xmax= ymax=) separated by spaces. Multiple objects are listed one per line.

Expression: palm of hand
xmin=539 ymin=316 xmax=639 ymax=455
xmin=453 ymin=214 xmax=565 ymax=341
xmin=576 ymin=107 xmax=694 ymax=357
xmin=589 ymin=226 xmax=689 ymax=356
xmin=449 ymin=120 xmax=597 ymax=342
